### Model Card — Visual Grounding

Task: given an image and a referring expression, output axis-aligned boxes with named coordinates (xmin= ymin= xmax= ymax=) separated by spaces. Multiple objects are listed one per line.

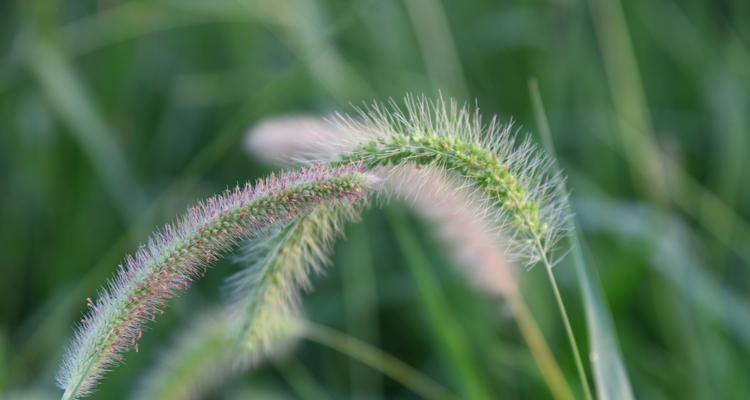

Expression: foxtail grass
xmin=136 ymin=198 xmax=451 ymax=400
xmin=245 ymin=95 xmax=586 ymax=399
xmin=62 ymin=95 xmax=586 ymax=399
xmin=135 ymin=202 xmax=361 ymax=399
xmin=228 ymin=203 xmax=363 ymax=349
xmin=530 ymin=78 xmax=631 ymax=400
xmin=248 ymin=96 xmax=568 ymax=268
xmin=58 ymin=164 xmax=376 ymax=400
xmin=333 ymin=96 xmax=588 ymax=398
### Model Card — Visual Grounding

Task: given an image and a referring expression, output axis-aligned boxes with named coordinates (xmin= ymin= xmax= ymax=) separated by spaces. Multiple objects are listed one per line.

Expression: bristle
xmin=58 ymin=163 xmax=376 ymax=399
xmin=245 ymin=94 xmax=569 ymax=270
xmin=132 ymin=204 xmax=363 ymax=399
xmin=333 ymin=95 xmax=570 ymax=268
xmin=228 ymin=203 xmax=362 ymax=349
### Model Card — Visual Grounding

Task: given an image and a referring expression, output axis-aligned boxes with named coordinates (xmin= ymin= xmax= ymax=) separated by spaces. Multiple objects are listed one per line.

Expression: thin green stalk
xmin=509 ymin=295 xmax=575 ymax=400
xmin=536 ymin=241 xmax=593 ymax=400
xmin=299 ymin=319 xmax=457 ymax=400
xmin=388 ymin=206 xmax=574 ymax=400
xmin=274 ymin=357 xmax=332 ymax=400
xmin=530 ymin=78 xmax=634 ymax=399
xmin=507 ymin=161 xmax=592 ymax=400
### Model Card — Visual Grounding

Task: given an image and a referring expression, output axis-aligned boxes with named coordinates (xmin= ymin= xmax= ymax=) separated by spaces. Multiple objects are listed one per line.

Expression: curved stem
xmin=342 ymin=130 xmax=589 ymax=396
xmin=535 ymin=237 xmax=594 ymax=400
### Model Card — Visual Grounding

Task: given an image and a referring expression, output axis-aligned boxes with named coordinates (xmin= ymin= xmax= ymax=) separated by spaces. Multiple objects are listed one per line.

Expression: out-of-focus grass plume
xmin=2 ymin=0 xmax=750 ymax=398
xmin=246 ymin=114 xmax=520 ymax=297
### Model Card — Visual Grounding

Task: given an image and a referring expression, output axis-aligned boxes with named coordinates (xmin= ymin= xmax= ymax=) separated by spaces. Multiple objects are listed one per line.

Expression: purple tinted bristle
xmin=59 ymin=163 xmax=372 ymax=398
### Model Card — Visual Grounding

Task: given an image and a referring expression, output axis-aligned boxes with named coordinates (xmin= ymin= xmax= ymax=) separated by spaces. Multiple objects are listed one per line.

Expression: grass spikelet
xmin=57 ymin=163 xmax=377 ymax=400
xmin=247 ymin=115 xmax=521 ymax=295
xmin=229 ymin=203 xmax=363 ymax=349
xmin=133 ymin=310 xmax=300 ymax=400
xmin=334 ymin=95 xmax=569 ymax=268
xmin=135 ymin=203 xmax=363 ymax=400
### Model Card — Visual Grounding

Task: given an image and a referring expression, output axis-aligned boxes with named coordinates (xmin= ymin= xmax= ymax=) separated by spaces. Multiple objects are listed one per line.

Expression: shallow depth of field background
xmin=2 ymin=0 xmax=750 ymax=398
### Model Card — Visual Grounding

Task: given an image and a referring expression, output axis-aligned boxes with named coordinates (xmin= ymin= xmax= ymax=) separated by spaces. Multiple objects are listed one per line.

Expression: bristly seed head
xmin=57 ymin=163 xmax=377 ymax=399
xmin=332 ymin=95 xmax=569 ymax=267
xmin=246 ymin=95 xmax=569 ymax=268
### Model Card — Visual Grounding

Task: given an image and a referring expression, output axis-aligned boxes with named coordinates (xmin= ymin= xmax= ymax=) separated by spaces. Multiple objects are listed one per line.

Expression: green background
xmin=1 ymin=0 xmax=749 ymax=398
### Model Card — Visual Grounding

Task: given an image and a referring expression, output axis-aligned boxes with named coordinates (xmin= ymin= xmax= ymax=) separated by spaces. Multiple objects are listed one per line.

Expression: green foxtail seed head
xmin=246 ymin=95 xmax=569 ymax=268
xmin=135 ymin=204 xmax=362 ymax=400
xmin=227 ymin=204 xmax=362 ymax=350
xmin=247 ymin=115 xmax=520 ymax=296
xmin=58 ymin=163 xmax=377 ymax=400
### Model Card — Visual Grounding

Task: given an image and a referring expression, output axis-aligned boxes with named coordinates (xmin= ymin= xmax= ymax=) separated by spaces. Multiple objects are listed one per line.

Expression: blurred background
xmin=2 ymin=0 xmax=750 ymax=398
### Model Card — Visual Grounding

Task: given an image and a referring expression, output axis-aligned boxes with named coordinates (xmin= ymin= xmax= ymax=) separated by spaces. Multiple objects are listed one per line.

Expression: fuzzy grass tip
xmin=58 ymin=163 xmax=377 ymax=400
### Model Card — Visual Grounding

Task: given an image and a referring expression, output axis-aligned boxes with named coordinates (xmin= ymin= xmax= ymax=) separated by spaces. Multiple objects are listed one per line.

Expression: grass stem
xmin=299 ymin=320 xmax=457 ymax=400
xmin=509 ymin=294 xmax=574 ymax=400
xmin=537 ymin=241 xmax=593 ymax=400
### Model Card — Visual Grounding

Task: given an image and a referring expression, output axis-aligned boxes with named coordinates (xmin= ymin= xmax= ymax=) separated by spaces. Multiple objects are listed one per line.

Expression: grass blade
xmin=386 ymin=207 xmax=493 ymax=400
xmin=530 ymin=79 xmax=635 ymax=400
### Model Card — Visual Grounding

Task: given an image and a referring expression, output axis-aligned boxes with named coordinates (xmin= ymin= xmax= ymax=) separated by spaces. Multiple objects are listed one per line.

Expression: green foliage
xmin=2 ymin=0 xmax=750 ymax=399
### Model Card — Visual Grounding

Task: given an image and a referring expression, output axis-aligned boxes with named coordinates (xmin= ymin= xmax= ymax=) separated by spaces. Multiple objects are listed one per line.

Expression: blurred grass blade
xmin=386 ymin=207 xmax=492 ymax=400
xmin=577 ymin=198 xmax=750 ymax=350
xmin=508 ymin=295 xmax=575 ymax=400
xmin=587 ymin=0 xmax=666 ymax=202
xmin=587 ymin=0 xmax=750 ymax=269
xmin=339 ymin=221 xmax=383 ymax=395
xmin=404 ymin=0 xmax=469 ymax=99
xmin=530 ymin=79 xmax=635 ymax=400
xmin=236 ymin=0 xmax=371 ymax=100
xmin=26 ymin=33 xmax=145 ymax=219
xmin=571 ymin=236 xmax=634 ymax=400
